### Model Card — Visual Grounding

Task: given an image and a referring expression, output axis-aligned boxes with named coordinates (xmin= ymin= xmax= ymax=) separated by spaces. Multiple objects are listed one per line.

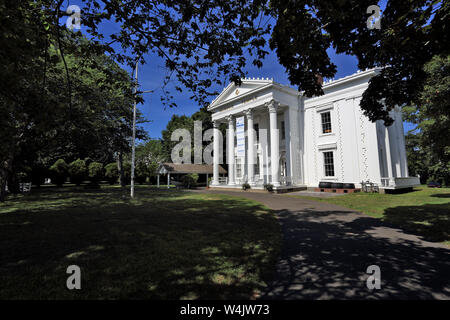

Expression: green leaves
xmin=76 ymin=0 xmax=271 ymax=107
xmin=267 ymin=0 xmax=449 ymax=124
xmin=404 ymin=54 xmax=450 ymax=186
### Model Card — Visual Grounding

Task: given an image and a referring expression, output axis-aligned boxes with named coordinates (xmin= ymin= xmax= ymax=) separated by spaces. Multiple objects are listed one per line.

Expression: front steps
xmin=208 ymin=185 xmax=307 ymax=194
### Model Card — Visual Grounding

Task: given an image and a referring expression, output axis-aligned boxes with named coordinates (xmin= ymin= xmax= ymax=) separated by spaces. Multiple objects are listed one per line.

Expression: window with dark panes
xmin=323 ymin=151 xmax=335 ymax=176
xmin=281 ymin=121 xmax=286 ymax=139
xmin=321 ymin=111 xmax=332 ymax=134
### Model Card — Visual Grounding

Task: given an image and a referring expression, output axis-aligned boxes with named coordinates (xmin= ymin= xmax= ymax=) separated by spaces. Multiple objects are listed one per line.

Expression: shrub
xmin=181 ymin=173 xmax=199 ymax=189
xmin=135 ymin=163 xmax=148 ymax=184
xmin=122 ymin=161 xmax=131 ymax=185
xmin=68 ymin=159 xmax=87 ymax=185
xmin=104 ymin=163 xmax=119 ymax=185
xmin=264 ymin=183 xmax=274 ymax=192
xmin=88 ymin=162 xmax=104 ymax=185
xmin=242 ymin=182 xmax=251 ymax=190
xmin=49 ymin=159 xmax=68 ymax=186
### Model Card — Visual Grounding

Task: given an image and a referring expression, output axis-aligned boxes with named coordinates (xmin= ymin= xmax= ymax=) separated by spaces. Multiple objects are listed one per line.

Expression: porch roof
xmin=158 ymin=163 xmax=227 ymax=175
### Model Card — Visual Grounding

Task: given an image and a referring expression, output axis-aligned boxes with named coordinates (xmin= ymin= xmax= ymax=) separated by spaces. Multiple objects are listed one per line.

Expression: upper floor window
xmin=321 ymin=111 xmax=332 ymax=134
xmin=281 ymin=121 xmax=286 ymax=140
xmin=323 ymin=151 xmax=335 ymax=177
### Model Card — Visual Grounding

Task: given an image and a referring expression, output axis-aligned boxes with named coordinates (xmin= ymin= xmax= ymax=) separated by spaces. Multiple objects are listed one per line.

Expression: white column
xmin=167 ymin=173 xmax=170 ymax=189
xmin=267 ymin=100 xmax=280 ymax=186
xmin=227 ymin=116 xmax=236 ymax=185
xmin=385 ymin=125 xmax=393 ymax=179
xmin=388 ymin=124 xmax=400 ymax=177
xmin=395 ymin=110 xmax=408 ymax=177
xmin=157 ymin=175 xmax=160 ymax=188
xmin=283 ymin=109 xmax=291 ymax=182
xmin=245 ymin=109 xmax=255 ymax=185
xmin=212 ymin=120 xmax=220 ymax=185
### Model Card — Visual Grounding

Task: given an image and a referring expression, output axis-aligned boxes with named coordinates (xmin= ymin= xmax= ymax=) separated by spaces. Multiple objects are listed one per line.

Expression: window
xmin=323 ymin=151 xmax=335 ymax=177
xmin=255 ymin=156 xmax=260 ymax=175
xmin=321 ymin=111 xmax=332 ymax=134
xmin=254 ymin=123 xmax=259 ymax=142
xmin=281 ymin=121 xmax=286 ymax=140
xmin=236 ymin=157 xmax=242 ymax=177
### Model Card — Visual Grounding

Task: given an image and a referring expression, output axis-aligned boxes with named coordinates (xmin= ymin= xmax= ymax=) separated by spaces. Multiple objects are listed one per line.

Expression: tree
xmin=1 ymin=1 xmax=267 ymax=200
xmin=122 ymin=161 xmax=132 ymax=185
xmin=267 ymin=0 xmax=449 ymax=125
xmin=161 ymin=115 xmax=195 ymax=162
xmin=135 ymin=163 xmax=148 ymax=184
xmin=88 ymin=162 xmax=104 ymax=185
xmin=403 ymin=54 xmax=450 ymax=186
xmin=0 ymin=3 xmax=146 ymax=201
xmin=79 ymin=0 xmax=271 ymax=107
xmin=135 ymin=139 xmax=166 ymax=179
xmin=49 ymin=159 xmax=68 ymax=187
xmin=68 ymin=159 xmax=88 ymax=186
xmin=104 ymin=163 xmax=119 ymax=185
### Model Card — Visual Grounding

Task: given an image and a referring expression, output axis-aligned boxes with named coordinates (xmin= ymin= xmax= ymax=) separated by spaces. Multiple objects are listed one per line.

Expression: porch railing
xmin=380 ymin=177 xmax=420 ymax=188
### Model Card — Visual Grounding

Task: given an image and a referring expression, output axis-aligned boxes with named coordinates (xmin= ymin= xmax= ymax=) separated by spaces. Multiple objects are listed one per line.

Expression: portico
xmin=208 ymin=70 xmax=420 ymax=191
xmin=209 ymin=77 xmax=304 ymax=189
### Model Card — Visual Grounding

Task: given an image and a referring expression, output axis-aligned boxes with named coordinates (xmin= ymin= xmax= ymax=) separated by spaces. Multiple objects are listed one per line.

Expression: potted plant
xmin=242 ymin=182 xmax=251 ymax=191
xmin=264 ymin=183 xmax=274 ymax=192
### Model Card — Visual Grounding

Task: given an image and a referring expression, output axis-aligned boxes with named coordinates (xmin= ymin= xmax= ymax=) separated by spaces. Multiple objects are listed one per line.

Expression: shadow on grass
xmin=0 ymin=188 xmax=281 ymax=299
xmin=430 ymin=193 xmax=450 ymax=198
xmin=382 ymin=203 xmax=450 ymax=243
xmin=261 ymin=207 xmax=450 ymax=300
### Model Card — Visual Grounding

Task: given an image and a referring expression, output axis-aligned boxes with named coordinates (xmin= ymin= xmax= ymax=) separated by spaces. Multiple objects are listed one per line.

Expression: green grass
xmin=289 ymin=186 xmax=450 ymax=244
xmin=0 ymin=186 xmax=281 ymax=299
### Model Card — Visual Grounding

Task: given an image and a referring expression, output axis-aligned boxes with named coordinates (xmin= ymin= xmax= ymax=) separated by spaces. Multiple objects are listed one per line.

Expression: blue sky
xmin=68 ymin=0 xmax=412 ymax=139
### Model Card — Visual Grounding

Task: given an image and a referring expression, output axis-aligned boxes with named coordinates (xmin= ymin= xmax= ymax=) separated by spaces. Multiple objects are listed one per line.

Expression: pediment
xmin=208 ymin=78 xmax=273 ymax=110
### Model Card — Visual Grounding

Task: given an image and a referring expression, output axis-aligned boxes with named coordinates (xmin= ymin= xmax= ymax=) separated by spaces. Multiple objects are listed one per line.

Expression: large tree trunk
xmin=0 ymin=156 xmax=13 ymax=202
xmin=117 ymin=151 xmax=125 ymax=187
xmin=0 ymin=172 xmax=8 ymax=202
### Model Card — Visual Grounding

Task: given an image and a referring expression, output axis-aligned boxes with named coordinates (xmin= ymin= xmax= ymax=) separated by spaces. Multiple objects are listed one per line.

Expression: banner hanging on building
xmin=236 ymin=116 xmax=245 ymax=158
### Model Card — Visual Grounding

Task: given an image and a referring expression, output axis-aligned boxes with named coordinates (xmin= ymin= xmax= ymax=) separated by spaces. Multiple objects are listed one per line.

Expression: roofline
xmin=158 ymin=162 xmax=227 ymax=174
xmin=208 ymin=68 xmax=382 ymax=111
xmin=207 ymin=80 xmax=301 ymax=111
xmin=322 ymin=68 xmax=381 ymax=90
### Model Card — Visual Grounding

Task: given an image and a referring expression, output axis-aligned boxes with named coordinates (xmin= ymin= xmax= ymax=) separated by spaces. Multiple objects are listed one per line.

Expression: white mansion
xmin=209 ymin=68 xmax=420 ymax=191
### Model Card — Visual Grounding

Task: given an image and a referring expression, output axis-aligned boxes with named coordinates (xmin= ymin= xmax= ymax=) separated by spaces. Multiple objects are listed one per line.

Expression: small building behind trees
xmin=157 ymin=163 xmax=227 ymax=188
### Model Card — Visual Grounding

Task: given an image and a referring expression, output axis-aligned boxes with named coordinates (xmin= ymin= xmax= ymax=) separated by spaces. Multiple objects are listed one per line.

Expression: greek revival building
xmin=209 ymin=69 xmax=420 ymax=191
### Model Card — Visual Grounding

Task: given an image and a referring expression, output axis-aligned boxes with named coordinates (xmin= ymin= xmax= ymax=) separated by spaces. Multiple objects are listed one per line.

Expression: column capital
xmin=225 ymin=115 xmax=234 ymax=124
xmin=265 ymin=99 xmax=279 ymax=113
xmin=212 ymin=120 xmax=219 ymax=128
xmin=244 ymin=109 xmax=253 ymax=120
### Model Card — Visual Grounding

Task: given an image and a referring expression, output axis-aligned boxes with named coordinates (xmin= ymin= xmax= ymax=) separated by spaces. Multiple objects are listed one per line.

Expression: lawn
xmin=0 ymin=186 xmax=281 ymax=299
xmin=289 ymin=186 xmax=450 ymax=244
